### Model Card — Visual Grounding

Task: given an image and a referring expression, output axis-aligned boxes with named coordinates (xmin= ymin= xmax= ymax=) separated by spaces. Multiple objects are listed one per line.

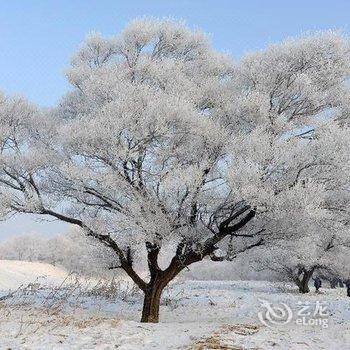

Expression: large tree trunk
xmin=140 ymin=259 xmax=182 ymax=323
xmin=298 ymin=269 xmax=313 ymax=293
xmin=119 ymin=207 xmax=257 ymax=323
xmin=140 ymin=280 xmax=165 ymax=323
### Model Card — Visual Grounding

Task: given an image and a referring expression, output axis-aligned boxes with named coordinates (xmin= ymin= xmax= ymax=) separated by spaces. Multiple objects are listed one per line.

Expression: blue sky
xmin=0 ymin=0 xmax=350 ymax=239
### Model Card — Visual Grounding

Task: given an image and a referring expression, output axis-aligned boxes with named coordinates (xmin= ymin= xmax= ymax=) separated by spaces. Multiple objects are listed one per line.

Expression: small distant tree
xmin=0 ymin=229 xmax=116 ymax=275
xmin=0 ymin=232 xmax=47 ymax=261
xmin=47 ymin=229 xmax=118 ymax=275
xmin=253 ymin=233 xmax=349 ymax=293
xmin=0 ymin=21 xmax=349 ymax=322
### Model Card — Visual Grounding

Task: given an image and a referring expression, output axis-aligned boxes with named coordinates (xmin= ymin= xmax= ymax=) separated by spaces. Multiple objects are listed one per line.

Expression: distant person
xmin=345 ymin=280 xmax=350 ymax=297
xmin=330 ymin=277 xmax=338 ymax=289
xmin=314 ymin=277 xmax=322 ymax=292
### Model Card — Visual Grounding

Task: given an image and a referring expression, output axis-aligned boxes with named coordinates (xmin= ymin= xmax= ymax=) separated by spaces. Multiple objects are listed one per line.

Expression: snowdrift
xmin=0 ymin=260 xmax=68 ymax=290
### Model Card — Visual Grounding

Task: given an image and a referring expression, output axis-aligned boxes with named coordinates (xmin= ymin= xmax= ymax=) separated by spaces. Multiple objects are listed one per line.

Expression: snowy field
xmin=0 ymin=261 xmax=349 ymax=349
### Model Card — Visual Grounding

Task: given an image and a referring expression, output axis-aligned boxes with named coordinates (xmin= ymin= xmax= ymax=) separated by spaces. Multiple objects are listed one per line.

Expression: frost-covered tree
xmin=0 ymin=232 xmax=48 ymax=261
xmin=227 ymin=31 xmax=350 ymax=293
xmin=0 ymin=20 xmax=263 ymax=323
xmin=232 ymin=118 xmax=350 ymax=294
xmin=0 ymin=21 xmax=350 ymax=322
xmin=229 ymin=31 xmax=350 ymax=213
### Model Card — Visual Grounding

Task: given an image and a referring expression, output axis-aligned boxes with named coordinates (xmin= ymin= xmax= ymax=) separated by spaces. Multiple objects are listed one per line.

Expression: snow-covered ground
xmin=0 ymin=261 xmax=349 ymax=349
